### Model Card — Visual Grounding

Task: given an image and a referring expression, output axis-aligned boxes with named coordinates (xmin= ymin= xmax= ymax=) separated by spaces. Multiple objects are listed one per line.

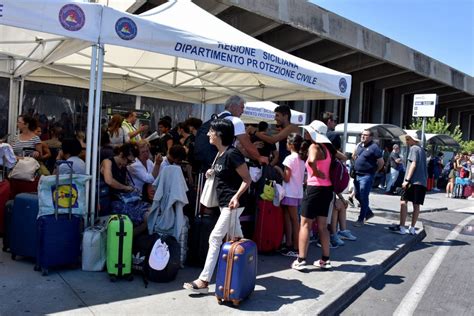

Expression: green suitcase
xmin=106 ymin=214 xmax=134 ymax=281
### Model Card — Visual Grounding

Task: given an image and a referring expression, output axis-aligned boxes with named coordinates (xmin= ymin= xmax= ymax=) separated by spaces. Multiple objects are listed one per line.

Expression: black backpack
xmin=132 ymin=233 xmax=181 ymax=287
xmin=194 ymin=112 xmax=232 ymax=171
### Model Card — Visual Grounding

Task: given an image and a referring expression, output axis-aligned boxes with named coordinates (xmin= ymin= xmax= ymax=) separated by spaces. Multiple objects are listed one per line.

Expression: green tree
xmin=410 ymin=116 xmax=473 ymax=153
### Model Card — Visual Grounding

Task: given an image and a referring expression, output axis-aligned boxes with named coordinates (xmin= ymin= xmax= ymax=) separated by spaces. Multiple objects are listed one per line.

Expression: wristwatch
xmin=404 ymin=178 xmax=411 ymax=183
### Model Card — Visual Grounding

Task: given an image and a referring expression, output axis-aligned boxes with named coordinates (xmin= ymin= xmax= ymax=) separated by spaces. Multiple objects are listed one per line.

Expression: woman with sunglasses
xmin=100 ymin=143 xmax=150 ymax=226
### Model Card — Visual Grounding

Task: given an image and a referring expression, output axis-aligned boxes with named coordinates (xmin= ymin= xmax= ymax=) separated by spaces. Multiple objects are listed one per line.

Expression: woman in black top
xmin=184 ymin=119 xmax=251 ymax=294
xmin=100 ymin=143 xmax=138 ymax=196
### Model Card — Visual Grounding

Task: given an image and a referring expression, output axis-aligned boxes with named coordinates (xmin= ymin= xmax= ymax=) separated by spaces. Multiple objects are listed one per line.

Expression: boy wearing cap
xmin=388 ymin=135 xmax=427 ymax=235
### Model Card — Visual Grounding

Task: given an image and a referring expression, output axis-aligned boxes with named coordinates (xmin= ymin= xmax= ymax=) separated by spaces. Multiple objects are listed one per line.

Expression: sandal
xmin=183 ymin=280 xmax=209 ymax=294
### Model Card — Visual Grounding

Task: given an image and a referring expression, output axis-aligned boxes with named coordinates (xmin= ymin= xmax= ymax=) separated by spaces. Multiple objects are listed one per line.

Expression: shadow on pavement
xmin=238 ymin=276 xmax=323 ymax=311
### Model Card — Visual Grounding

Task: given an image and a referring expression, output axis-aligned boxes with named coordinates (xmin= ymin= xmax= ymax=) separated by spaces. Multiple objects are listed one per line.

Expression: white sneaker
xmin=408 ymin=226 xmax=416 ymax=235
xmin=338 ymin=230 xmax=357 ymax=241
xmin=399 ymin=227 xmax=409 ymax=235
xmin=313 ymin=259 xmax=333 ymax=270
xmin=446 ymin=193 xmax=451 ymax=198
xmin=291 ymin=259 xmax=307 ymax=271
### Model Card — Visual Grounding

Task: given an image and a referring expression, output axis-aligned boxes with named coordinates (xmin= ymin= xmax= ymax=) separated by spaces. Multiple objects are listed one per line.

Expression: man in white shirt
xmin=220 ymin=95 xmax=268 ymax=166
xmin=127 ymin=140 xmax=162 ymax=192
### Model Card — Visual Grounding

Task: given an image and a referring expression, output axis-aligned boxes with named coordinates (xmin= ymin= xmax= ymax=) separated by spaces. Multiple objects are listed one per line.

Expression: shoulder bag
xmin=200 ymin=154 xmax=219 ymax=208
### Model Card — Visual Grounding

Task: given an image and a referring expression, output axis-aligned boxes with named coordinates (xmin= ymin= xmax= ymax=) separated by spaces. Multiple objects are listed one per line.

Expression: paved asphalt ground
xmin=0 ymin=190 xmax=472 ymax=315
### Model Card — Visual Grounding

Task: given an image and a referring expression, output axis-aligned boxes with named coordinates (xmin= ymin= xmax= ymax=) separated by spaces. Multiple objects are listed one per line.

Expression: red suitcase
xmin=0 ymin=179 xmax=10 ymax=235
xmin=252 ymin=199 xmax=284 ymax=253
xmin=426 ymin=177 xmax=434 ymax=191
xmin=9 ymin=177 xmax=39 ymax=199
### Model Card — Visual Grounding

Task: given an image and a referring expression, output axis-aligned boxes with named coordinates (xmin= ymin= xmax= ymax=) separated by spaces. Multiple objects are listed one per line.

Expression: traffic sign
xmin=106 ymin=107 xmax=152 ymax=121
xmin=412 ymin=94 xmax=437 ymax=117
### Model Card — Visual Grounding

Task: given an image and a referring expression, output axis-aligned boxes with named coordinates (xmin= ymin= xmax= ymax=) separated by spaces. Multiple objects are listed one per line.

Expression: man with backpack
xmin=194 ymin=95 xmax=268 ymax=172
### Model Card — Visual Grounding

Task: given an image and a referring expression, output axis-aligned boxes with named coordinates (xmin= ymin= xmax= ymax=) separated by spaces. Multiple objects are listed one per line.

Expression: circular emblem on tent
xmin=298 ymin=115 xmax=303 ymax=123
xmin=115 ymin=17 xmax=138 ymax=40
xmin=339 ymin=78 xmax=347 ymax=93
xmin=59 ymin=4 xmax=85 ymax=32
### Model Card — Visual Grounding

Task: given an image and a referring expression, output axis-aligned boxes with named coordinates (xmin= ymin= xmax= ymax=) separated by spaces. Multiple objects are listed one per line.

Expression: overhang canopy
xmin=405 ymin=130 xmax=460 ymax=147
xmin=335 ymin=123 xmax=406 ymax=140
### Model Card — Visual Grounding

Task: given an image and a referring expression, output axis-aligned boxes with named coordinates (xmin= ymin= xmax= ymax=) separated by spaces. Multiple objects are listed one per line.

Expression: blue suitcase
xmin=9 ymin=193 xmax=39 ymax=260
xmin=215 ymin=239 xmax=257 ymax=307
xmin=36 ymin=214 xmax=81 ymax=275
xmin=35 ymin=161 xmax=81 ymax=276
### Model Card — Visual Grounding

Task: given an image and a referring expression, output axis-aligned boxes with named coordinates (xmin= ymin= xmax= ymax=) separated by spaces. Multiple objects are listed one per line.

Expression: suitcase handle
xmin=54 ymin=160 xmax=74 ymax=219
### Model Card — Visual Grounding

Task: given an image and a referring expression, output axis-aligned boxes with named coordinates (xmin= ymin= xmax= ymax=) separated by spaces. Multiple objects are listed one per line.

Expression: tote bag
xmin=9 ymin=157 xmax=39 ymax=181
xmin=200 ymin=154 xmax=219 ymax=208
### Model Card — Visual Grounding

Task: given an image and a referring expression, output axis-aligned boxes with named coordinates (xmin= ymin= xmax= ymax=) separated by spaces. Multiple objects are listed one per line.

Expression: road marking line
xmin=394 ymin=214 xmax=474 ymax=316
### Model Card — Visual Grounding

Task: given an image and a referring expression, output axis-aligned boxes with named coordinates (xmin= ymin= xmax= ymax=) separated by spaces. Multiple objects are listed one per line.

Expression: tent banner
xmin=242 ymin=102 xmax=307 ymax=125
xmin=0 ymin=0 xmax=102 ymax=42
xmin=99 ymin=3 xmax=351 ymax=99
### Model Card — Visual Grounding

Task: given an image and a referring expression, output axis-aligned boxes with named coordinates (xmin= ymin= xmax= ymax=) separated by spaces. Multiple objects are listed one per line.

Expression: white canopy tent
xmin=241 ymin=101 xmax=307 ymax=125
xmin=0 ymin=0 xmax=352 ymax=221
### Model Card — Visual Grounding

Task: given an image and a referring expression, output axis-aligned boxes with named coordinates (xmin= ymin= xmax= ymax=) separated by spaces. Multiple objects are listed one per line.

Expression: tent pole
xmin=18 ymin=77 xmax=24 ymax=116
xmin=8 ymin=59 xmax=19 ymax=138
xmin=200 ymin=88 xmax=206 ymax=120
xmin=343 ymin=98 xmax=349 ymax=153
xmin=85 ymin=45 xmax=98 ymax=227
xmin=90 ymin=44 xmax=104 ymax=226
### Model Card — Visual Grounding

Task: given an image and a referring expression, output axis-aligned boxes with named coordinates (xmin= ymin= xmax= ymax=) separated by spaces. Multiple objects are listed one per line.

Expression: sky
xmin=310 ymin=0 xmax=474 ymax=76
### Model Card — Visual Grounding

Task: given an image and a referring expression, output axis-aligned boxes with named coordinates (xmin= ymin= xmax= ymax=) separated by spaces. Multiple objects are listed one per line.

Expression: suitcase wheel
xmin=41 ymin=268 xmax=49 ymax=276
xmin=216 ymin=298 xmax=223 ymax=305
xmin=11 ymin=253 xmax=16 ymax=260
xmin=231 ymin=300 xmax=240 ymax=308
xmin=33 ymin=265 xmax=40 ymax=271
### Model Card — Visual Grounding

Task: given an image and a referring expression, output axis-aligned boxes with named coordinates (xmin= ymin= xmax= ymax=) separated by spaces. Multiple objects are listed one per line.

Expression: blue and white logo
xmin=339 ymin=78 xmax=347 ymax=93
xmin=59 ymin=4 xmax=85 ymax=32
xmin=298 ymin=115 xmax=303 ymax=123
xmin=115 ymin=17 xmax=137 ymax=41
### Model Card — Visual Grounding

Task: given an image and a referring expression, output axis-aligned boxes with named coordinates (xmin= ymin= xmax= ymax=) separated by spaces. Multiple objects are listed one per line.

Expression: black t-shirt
xmin=150 ymin=133 xmax=173 ymax=156
xmin=214 ymin=146 xmax=247 ymax=208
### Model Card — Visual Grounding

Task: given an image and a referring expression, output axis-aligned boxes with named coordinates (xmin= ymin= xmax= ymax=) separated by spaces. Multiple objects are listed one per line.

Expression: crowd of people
xmin=2 ymin=95 xmax=473 ymax=295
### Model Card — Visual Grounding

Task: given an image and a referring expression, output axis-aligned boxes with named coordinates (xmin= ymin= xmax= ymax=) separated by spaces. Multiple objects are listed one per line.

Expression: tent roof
xmin=335 ymin=123 xmax=406 ymax=140
xmin=405 ymin=130 xmax=460 ymax=147
xmin=241 ymin=101 xmax=307 ymax=125
xmin=1 ymin=0 xmax=352 ymax=104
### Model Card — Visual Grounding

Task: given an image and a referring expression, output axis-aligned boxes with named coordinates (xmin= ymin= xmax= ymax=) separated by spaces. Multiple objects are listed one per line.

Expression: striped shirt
xmin=10 ymin=135 xmax=41 ymax=156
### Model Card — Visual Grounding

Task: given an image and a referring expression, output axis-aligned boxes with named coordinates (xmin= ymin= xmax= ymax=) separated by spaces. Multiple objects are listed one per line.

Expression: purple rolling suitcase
xmin=35 ymin=161 xmax=81 ymax=276
xmin=215 ymin=237 xmax=257 ymax=307
xmin=9 ymin=193 xmax=39 ymax=260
